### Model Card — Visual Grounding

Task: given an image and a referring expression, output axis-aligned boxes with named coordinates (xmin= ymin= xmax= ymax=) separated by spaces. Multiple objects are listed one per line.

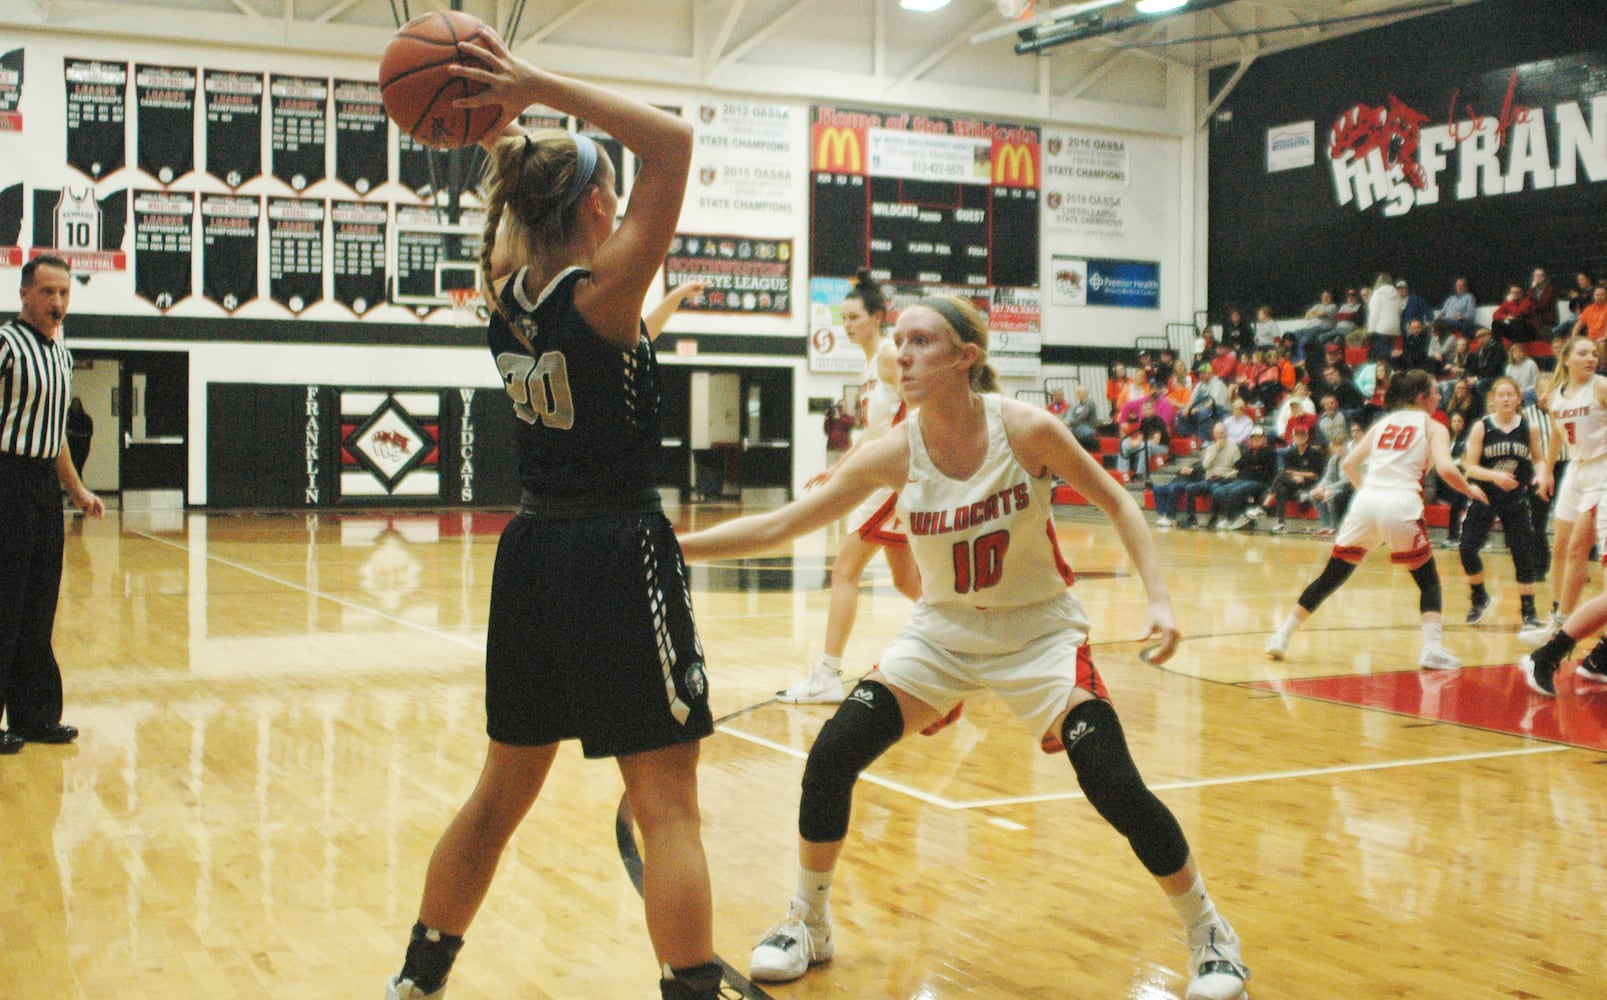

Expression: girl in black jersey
xmin=383 ymin=30 xmax=721 ymax=1000
xmin=1460 ymin=378 xmax=1546 ymax=627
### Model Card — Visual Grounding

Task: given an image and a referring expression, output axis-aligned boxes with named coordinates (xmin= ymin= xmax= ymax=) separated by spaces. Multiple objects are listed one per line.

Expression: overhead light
xmin=1134 ymin=0 xmax=1188 ymax=12
xmin=900 ymin=0 xmax=951 ymax=10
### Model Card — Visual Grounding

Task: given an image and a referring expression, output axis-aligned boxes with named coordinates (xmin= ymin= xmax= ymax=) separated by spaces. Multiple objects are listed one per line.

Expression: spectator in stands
xmin=1527 ymin=267 xmax=1559 ymax=337
xmin=1467 ymin=326 xmax=1508 ymax=391
xmin=1507 ymin=344 xmax=1540 ymax=405
xmin=1399 ymin=318 xmax=1433 ymax=371
xmin=1208 ymin=339 xmax=1239 ymax=382
xmin=1217 ymin=427 xmax=1279 ymax=530
xmin=1427 ymin=320 xmax=1460 ymax=373
xmin=1259 ymin=422 xmax=1326 ymax=532
xmin=1319 ymin=363 xmax=1366 ymax=422
xmin=1165 ymin=361 xmax=1194 ymax=411
xmin=1065 ymin=385 xmax=1100 ymax=452
xmin=1315 ymin=392 xmax=1348 ymax=446
xmin=1367 ymin=273 xmax=1403 ymax=360
xmin=1572 ymin=284 xmax=1607 ymax=343
xmin=1288 ymin=290 xmax=1339 ymax=359
xmin=1273 ymin=380 xmax=1316 ymax=441
xmin=1221 ymin=306 xmax=1253 ymax=354
xmin=1333 ymin=288 xmax=1365 ymax=335
xmin=1221 ymin=397 xmax=1255 ymax=448
xmin=1046 ymin=388 xmax=1069 ymax=419
xmin=1322 ymin=340 xmax=1351 ymax=379
xmin=1177 ymin=363 xmax=1228 ymax=438
xmin=1491 ymin=283 xmax=1537 ymax=345
xmin=1309 ymin=437 xmax=1352 ymax=537
xmin=1398 ymin=280 xmax=1433 ymax=330
xmin=1437 ymin=277 xmax=1478 ymax=336
xmin=1154 ymin=421 xmax=1238 ymax=529
xmin=1557 ymin=269 xmax=1595 ymax=335
xmin=1253 ymin=305 xmax=1281 ymax=351
xmin=1117 ymin=398 xmax=1169 ymax=486
xmin=823 ymin=399 xmax=855 ymax=468
xmin=1354 ymin=357 xmax=1387 ymax=404
xmin=1115 ymin=366 xmax=1151 ymax=413
xmin=1105 ymin=363 xmax=1130 ymax=414
xmin=1118 ymin=383 xmax=1176 ymax=431
xmin=1442 ymin=377 xmax=1480 ymax=427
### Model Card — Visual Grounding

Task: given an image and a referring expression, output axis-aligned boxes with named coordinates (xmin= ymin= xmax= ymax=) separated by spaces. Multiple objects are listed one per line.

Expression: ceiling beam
xmin=892 ymin=9 xmax=1000 ymax=92
xmin=702 ymin=0 xmax=747 ymax=75
xmin=712 ymin=0 xmax=817 ymax=73
xmin=1197 ymin=55 xmax=1253 ymax=130
xmin=516 ymin=0 xmax=603 ymax=47
xmin=314 ymin=0 xmax=361 ymax=23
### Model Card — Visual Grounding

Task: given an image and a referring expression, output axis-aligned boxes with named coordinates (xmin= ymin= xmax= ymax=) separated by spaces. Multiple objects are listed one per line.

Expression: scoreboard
xmin=809 ymin=107 xmax=1039 ymax=290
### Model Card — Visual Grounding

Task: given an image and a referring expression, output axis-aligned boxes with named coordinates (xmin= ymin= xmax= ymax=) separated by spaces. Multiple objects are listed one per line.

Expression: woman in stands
xmin=780 ymin=270 xmax=921 ymax=704
xmin=1459 ymin=377 xmax=1546 ymax=627
xmin=1265 ymin=370 xmax=1485 ymax=670
xmin=1519 ymin=335 xmax=1607 ymax=648
xmin=678 ymin=294 xmax=1250 ymax=1000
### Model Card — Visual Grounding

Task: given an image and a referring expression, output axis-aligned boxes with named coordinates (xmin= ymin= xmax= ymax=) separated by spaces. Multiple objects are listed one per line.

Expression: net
xmin=447 ymin=287 xmax=481 ymax=327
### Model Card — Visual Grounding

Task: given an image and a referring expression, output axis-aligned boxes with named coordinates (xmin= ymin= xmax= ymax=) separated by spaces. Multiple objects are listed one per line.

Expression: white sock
xmin=796 ymin=866 xmax=834 ymax=924
xmin=818 ymin=655 xmax=843 ymax=676
xmin=1167 ymin=873 xmax=1219 ymax=935
xmin=1276 ymin=613 xmax=1301 ymax=639
xmin=1422 ymin=620 xmax=1443 ymax=650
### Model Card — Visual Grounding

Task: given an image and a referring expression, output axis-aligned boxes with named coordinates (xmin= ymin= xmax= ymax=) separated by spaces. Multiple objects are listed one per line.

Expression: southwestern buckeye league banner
xmin=1209 ymin=0 xmax=1607 ymax=317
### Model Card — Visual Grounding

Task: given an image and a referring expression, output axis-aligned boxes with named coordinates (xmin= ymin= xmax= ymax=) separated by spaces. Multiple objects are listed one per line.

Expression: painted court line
xmin=718 ymin=725 xmax=1570 ymax=811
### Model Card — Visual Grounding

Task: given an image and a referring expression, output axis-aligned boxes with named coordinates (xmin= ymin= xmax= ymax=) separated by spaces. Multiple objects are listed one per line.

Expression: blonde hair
xmin=478 ymin=130 xmax=607 ymax=333
xmin=1545 ymin=334 xmax=1598 ymax=402
xmin=917 ymin=295 xmax=1000 ymax=393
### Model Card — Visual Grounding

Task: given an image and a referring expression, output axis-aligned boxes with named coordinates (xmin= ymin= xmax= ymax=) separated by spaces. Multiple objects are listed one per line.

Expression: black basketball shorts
xmin=484 ymin=509 xmax=713 ymax=758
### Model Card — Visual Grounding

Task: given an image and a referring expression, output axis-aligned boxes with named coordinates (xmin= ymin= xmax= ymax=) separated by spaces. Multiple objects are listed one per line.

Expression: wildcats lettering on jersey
xmin=908 ymin=482 xmax=1031 ymax=536
xmin=31 ymin=187 xmax=128 ymax=272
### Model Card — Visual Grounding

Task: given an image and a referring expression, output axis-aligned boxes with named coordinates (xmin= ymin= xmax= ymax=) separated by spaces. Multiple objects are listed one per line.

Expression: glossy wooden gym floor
xmin=3 ymin=504 xmax=1603 ymax=999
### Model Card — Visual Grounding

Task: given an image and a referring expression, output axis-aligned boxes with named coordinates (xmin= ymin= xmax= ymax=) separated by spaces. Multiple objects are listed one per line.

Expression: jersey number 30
xmin=952 ymin=530 xmax=1010 ymax=594
xmin=499 ymin=351 xmax=575 ymax=429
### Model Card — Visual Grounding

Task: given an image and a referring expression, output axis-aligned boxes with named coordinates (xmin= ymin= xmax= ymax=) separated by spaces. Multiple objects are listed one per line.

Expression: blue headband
xmin=564 ymin=132 xmax=600 ymax=208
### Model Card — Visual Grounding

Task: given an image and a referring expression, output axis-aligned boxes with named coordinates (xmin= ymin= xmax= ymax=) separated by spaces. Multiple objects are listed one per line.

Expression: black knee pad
xmin=1410 ymin=559 xmax=1442 ymax=614
xmin=798 ymin=681 xmax=904 ymax=843
xmin=1061 ymin=699 xmax=1190 ymax=877
xmin=1297 ymin=557 xmax=1358 ymax=614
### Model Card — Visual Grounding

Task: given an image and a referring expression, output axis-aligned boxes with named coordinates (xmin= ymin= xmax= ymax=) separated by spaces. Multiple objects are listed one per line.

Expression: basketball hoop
xmin=447 ymin=287 xmax=481 ymax=327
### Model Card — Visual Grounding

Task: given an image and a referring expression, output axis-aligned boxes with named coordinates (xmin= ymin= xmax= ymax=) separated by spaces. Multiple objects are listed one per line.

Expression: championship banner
xmin=133 ymin=190 xmax=194 ymax=311
xmin=664 ymin=234 xmax=791 ymax=315
xmin=0 ymin=49 xmax=23 ymax=132
xmin=31 ymin=187 xmax=127 ymax=272
xmin=201 ymin=193 xmax=259 ymax=313
xmin=0 ymin=183 xmax=22 ymax=267
xmin=267 ymin=197 xmax=325 ymax=314
xmin=270 ymin=75 xmax=328 ymax=192
xmin=135 ymin=65 xmax=196 ymax=185
xmin=333 ymin=79 xmax=387 ymax=195
xmin=332 ymin=200 xmax=386 ymax=315
xmin=397 ymin=132 xmax=435 ymax=197
xmin=339 ymin=390 xmax=441 ymax=498
xmin=689 ymin=100 xmax=799 ymax=222
xmin=1042 ymin=127 xmax=1130 ymax=238
xmin=204 ymin=70 xmax=263 ymax=189
xmin=65 ymin=59 xmax=127 ymax=180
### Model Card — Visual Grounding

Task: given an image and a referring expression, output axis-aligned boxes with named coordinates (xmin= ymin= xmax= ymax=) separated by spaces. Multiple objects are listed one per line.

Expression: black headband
xmin=915 ymin=296 xmax=978 ymax=345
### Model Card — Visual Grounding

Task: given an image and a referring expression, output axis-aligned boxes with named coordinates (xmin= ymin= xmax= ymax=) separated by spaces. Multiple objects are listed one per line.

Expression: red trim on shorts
xmin=858 ymin=491 xmax=909 ymax=547
xmin=1390 ymin=544 xmax=1432 ymax=564
xmin=1332 ymin=544 xmax=1368 ymax=563
xmin=1046 ymin=518 xmax=1076 ymax=586
xmin=1076 ymin=643 xmax=1109 ymax=700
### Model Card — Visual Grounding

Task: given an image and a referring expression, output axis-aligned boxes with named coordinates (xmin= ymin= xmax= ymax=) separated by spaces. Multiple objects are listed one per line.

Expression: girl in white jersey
xmin=679 ymin=296 xmax=1251 ymax=1000
xmin=1265 ymin=370 xmax=1486 ymax=669
xmin=1518 ymin=335 xmax=1607 ymax=647
xmin=779 ymin=270 xmax=921 ymax=704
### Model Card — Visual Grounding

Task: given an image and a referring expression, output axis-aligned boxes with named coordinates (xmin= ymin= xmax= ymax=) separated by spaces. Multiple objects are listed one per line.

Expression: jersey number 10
xmin=951 ymin=530 xmax=1009 ymax=594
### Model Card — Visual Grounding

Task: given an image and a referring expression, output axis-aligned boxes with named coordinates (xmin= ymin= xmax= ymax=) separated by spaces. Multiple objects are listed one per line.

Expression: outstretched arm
xmin=643 ymin=281 xmax=705 ymax=340
xmin=678 ymin=427 xmax=909 ymax=562
xmin=1429 ymin=421 xmax=1486 ymax=504
xmin=1004 ymin=401 xmax=1180 ymax=664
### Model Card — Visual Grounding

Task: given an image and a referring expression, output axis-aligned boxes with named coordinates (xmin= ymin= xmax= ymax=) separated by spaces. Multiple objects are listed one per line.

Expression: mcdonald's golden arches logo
xmin=813 ymin=125 xmax=864 ymax=174
xmin=992 ymin=140 xmax=1040 ymax=188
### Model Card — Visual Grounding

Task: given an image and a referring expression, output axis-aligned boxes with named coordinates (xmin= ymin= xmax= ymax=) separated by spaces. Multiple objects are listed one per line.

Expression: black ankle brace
xmin=399 ymin=922 xmax=464 ymax=994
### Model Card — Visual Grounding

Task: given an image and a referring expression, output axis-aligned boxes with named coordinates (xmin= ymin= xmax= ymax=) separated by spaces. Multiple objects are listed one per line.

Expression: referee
xmin=1 ymin=255 xmax=104 ymax=755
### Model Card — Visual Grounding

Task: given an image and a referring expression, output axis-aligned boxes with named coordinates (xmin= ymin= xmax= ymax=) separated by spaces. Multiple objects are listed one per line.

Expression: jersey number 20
xmin=500 ymin=351 xmax=575 ymax=429
xmin=952 ymin=530 xmax=1009 ymax=594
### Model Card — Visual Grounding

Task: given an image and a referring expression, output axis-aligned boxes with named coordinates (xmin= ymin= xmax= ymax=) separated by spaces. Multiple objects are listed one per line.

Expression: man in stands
xmin=1437 ymin=277 xmax=1478 ymax=336
xmin=1572 ymin=284 xmax=1607 ymax=344
xmin=1216 ymin=427 xmax=1279 ymax=530
xmin=1527 ymin=268 xmax=1559 ymax=339
xmin=1259 ymin=422 xmax=1326 ymax=533
xmin=1154 ymin=421 xmax=1238 ymax=530
xmin=1177 ymin=363 xmax=1228 ymax=438
xmin=1398 ymin=280 xmax=1434 ymax=330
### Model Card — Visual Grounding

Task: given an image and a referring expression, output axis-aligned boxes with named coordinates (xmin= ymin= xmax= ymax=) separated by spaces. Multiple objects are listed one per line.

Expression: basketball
xmin=379 ymin=11 xmax=502 ymax=149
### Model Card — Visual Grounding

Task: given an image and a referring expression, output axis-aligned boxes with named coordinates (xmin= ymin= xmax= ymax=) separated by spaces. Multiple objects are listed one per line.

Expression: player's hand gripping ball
xmin=379 ymin=11 xmax=503 ymax=149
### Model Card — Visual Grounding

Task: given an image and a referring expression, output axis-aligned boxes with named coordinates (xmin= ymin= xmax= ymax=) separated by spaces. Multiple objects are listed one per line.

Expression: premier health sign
xmin=1051 ymin=255 xmax=1160 ymax=310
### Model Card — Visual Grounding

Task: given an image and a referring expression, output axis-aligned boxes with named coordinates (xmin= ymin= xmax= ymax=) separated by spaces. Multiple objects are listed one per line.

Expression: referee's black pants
xmin=0 ymin=453 xmax=66 ymax=733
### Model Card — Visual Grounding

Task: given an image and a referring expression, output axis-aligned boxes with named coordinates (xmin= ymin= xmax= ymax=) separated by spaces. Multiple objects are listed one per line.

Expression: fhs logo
xmin=369 ymin=429 xmax=413 ymax=462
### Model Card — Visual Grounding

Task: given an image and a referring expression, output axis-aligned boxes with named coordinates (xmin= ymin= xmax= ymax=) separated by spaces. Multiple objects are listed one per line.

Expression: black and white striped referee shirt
xmin=0 ymin=317 xmax=73 ymax=459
